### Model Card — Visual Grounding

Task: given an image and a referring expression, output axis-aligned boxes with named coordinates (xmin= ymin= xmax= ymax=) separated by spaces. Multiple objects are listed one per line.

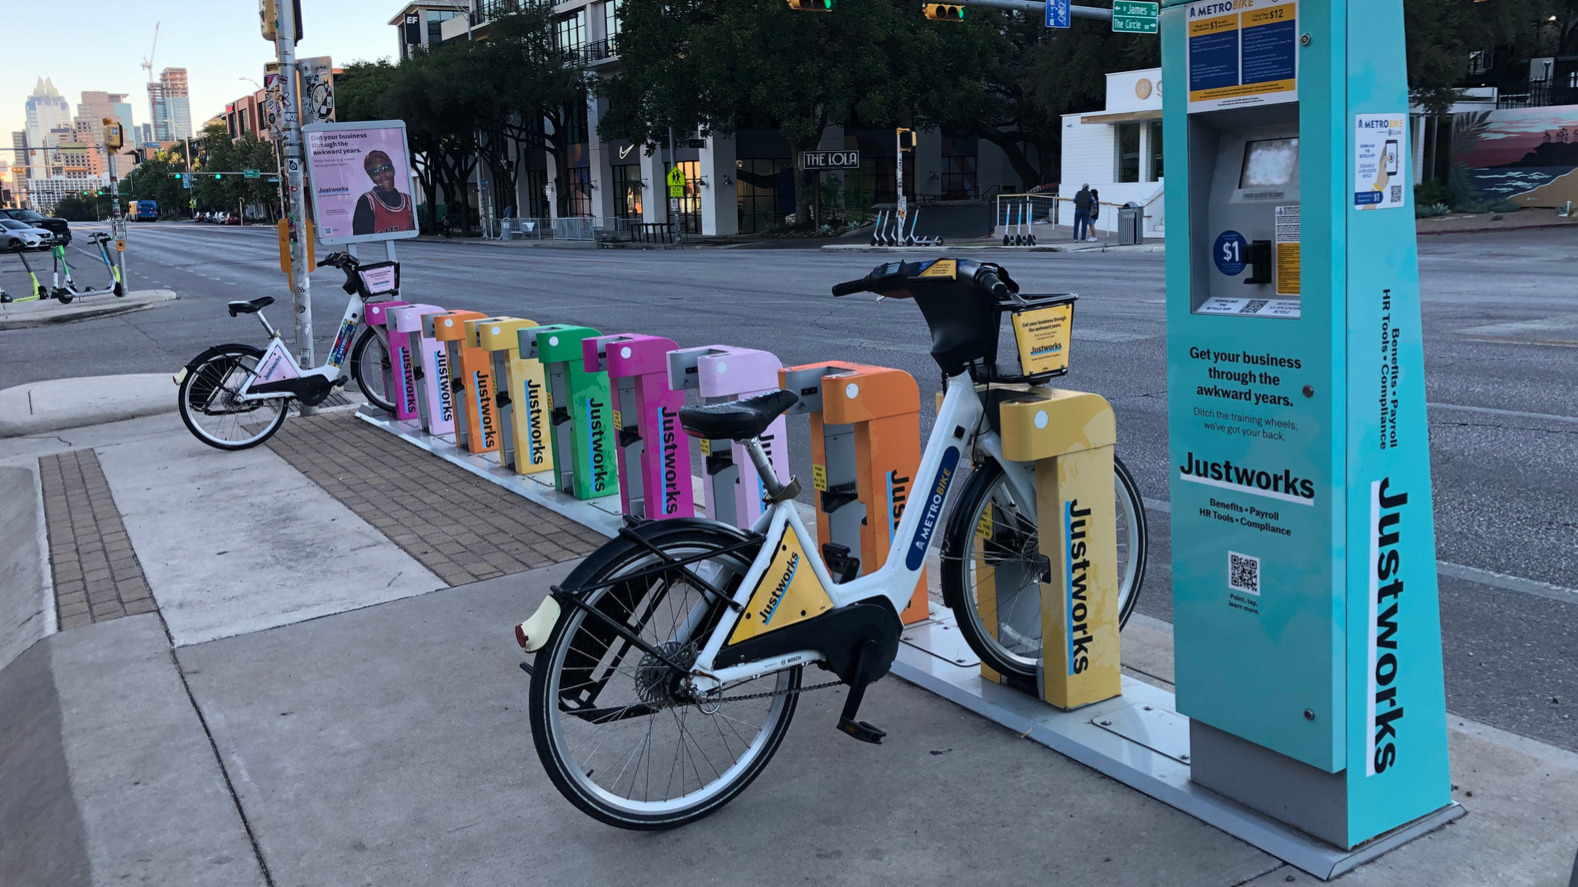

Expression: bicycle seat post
xmin=743 ymin=437 xmax=788 ymax=500
xmin=256 ymin=310 xmax=277 ymax=339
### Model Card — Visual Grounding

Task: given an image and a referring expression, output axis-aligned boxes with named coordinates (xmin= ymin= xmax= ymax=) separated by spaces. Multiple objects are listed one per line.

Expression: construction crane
xmin=141 ymin=22 xmax=160 ymax=84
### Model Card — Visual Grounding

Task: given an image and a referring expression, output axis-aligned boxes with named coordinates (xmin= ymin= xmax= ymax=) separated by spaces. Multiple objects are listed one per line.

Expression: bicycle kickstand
xmin=835 ymin=638 xmax=888 ymax=745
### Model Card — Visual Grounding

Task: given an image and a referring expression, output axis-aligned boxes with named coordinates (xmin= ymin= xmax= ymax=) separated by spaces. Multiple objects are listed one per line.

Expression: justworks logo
xmin=1178 ymin=452 xmax=1315 ymax=505
xmin=525 ymin=378 xmax=546 ymax=465
xmin=1367 ymin=478 xmax=1409 ymax=776
xmin=660 ymin=405 xmax=681 ymax=513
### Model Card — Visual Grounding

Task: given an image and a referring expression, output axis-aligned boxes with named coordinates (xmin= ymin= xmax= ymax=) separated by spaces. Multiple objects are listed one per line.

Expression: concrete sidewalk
xmin=0 ymin=288 xmax=177 ymax=330
xmin=0 ymin=374 xmax=177 ymax=438
xmin=0 ymin=395 xmax=1575 ymax=885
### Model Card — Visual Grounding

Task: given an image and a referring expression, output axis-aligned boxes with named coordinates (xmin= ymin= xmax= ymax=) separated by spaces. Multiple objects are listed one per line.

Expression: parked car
xmin=0 ymin=208 xmax=69 ymax=245
xmin=222 ymin=212 xmax=242 ymax=226
xmin=0 ymin=218 xmax=50 ymax=250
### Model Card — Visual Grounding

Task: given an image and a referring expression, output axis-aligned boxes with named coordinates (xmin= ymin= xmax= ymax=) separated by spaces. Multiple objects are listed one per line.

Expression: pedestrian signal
xmin=924 ymin=3 xmax=967 ymax=21
xmin=787 ymin=0 xmax=835 ymax=9
xmin=897 ymin=128 xmax=917 ymax=152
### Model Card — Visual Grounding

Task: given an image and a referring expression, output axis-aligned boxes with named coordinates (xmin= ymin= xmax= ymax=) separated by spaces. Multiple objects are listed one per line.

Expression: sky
xmin=2 ymin=0 xmax=402 ymax=146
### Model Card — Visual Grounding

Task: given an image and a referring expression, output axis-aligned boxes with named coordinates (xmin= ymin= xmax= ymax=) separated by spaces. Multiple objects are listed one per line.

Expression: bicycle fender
xmin=514 ymin=598 xmax=562 ymax=652
xmin=182 ymin=343 xmax=261 ymax=372
xmin=554 ymin=518 xmax=760 ymax=602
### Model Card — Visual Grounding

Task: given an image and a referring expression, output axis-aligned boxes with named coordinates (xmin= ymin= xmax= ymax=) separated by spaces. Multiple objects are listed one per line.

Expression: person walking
xmin=1073 ymin=184 xmax=1094 ymax=242
xmin=1088 ymin=188 xmax=1102 ymax=242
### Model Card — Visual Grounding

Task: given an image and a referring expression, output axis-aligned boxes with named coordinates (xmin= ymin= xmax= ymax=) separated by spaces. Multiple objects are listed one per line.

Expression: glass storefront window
xmin=1148 ymin=121 xmax=1164 ymax=182
xmin=1116 ymin=123 xmax=1141 ymax=183
xmin=566 ymin=167 xmax=592 ymax=217
xmin=610 ymin=163 xmax=642 ymax=220
xmin=736 ymin=158 xmax=791 ymax=233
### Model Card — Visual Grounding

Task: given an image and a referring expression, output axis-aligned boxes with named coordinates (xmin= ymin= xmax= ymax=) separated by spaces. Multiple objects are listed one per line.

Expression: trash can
xmin=1118 ymin=202 xmax=1144 ymax=246
xmin=499 ymin=218 xmax=517 ymax=240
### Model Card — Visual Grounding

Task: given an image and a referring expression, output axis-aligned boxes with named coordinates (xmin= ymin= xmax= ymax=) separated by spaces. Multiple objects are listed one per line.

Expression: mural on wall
xmin=1452 ymin=106 xmax=1578 ymax=207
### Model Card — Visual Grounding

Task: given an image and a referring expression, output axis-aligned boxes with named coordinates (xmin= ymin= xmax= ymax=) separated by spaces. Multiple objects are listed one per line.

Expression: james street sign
xmin=1112 ymin=0 xmax=1158 ymax=33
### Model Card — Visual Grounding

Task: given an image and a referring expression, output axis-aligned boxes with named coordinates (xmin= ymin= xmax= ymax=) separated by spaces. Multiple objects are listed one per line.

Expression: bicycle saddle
xmin=228 ymin=296 xmax=275 ymax=317
xmin=679 ymin=389 xmax=798 ymax=442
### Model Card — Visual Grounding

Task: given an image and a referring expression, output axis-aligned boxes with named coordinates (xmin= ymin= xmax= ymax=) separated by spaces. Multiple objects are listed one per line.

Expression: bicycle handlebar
xmin=830 ymin=259 xmax=1017 ymax=302
xmin=830 ymin=279 xmax=866 ymax=297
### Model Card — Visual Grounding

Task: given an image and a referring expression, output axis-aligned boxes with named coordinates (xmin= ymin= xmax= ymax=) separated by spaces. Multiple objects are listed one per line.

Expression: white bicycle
xmin=515 ymin=258 xmax=1148 ymax=828
xmin=174 ymin=252 xmax=400 ymax=450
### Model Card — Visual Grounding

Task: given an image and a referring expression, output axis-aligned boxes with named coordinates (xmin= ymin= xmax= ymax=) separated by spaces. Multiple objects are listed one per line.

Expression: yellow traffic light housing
xmin=787 ymin=0 xmax=836 ymax=9
xmin=897 ymin=128 xmax=917 ymax=152
xmin=923 ymin=3 xmax=967 ymax=22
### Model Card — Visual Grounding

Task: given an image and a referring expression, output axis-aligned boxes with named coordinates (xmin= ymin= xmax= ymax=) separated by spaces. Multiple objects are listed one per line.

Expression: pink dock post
xmin=666 ymin=346 xmax=788 ymax=528
xmin=388 ymin=305 xmax=446 ymax=426
xmin=583 ymin=334 xmax=695 ymax=521
xmin=362 ymin=301 xmax=409 ymax=413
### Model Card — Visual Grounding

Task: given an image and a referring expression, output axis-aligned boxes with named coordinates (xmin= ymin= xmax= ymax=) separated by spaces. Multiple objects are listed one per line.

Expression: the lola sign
xmin=802 ymin=150 xmax=861 ymax=171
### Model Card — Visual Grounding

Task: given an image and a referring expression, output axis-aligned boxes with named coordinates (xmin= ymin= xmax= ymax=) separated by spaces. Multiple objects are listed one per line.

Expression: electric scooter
xmin=51 ymin=234 xmax=124 ymax=303
xmin=4 ymin=244 xmax=50 ymax=303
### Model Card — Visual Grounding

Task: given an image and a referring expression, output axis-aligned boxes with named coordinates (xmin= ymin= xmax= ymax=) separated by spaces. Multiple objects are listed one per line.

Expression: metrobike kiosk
xmin=386 ymin=304 xmax=442 ymax=423
xmin=474 ymin=317 xmax=554 ymax=476
xmin=432 ymin=311 xmax=497 ymax=454
xmin=416 ymin=311 xmax=460 ymax=437
xmin=778 ymin=361 xmax=927 ymax=624
xmin=363 ymin=300 xmax=408 ymax=413
xmin=524 ymin=325 xmax=619 ymax=501
xmin=666 ymin=345 xmax=789 ymax=529
xmin=583 ymin=334 xmax=695 ymax=521
xmin=1163 ymin=0 xmax=1453 ymax=854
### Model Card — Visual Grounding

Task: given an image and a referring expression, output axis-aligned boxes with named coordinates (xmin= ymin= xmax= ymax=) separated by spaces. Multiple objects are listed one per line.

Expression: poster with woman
xmin=302 ymin=120 xmax=419 ymax=245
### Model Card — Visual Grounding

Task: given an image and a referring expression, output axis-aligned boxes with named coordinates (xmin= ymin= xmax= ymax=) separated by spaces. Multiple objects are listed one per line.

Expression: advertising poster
xmin=1355 ymin=114 xmax=1408 ymax=210
xmin=1186 ymin=0 xmax=1299 ymax=114
xmin=302 ymin=120 xmax=419 ymax=245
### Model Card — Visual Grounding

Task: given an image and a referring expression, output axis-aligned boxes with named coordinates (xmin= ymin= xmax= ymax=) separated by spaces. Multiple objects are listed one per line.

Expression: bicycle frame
xmin=684 ymin=373 xmax=1034 ymax=694
xmin=235 ymin=289 xmax=370 ymax=401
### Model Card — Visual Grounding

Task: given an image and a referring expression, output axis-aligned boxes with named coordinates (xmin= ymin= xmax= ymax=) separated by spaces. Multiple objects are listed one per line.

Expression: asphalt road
xmin=3 ymin=220 xmax=1576 ymax=750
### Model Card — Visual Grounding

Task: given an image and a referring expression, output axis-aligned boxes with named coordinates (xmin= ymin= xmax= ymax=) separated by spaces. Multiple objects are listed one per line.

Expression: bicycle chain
xmin=705 ymin=678 xmax=845 ymax=704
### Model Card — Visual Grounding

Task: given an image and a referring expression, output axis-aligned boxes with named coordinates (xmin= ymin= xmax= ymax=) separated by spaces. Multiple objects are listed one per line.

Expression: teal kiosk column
xmin=1163 ymin=0 xmax=1454 ymax=849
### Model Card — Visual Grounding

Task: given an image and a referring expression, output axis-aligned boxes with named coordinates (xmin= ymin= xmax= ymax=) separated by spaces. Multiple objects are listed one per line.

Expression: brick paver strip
xmin=39 ymin=450 xmax=160 ymax=630
xmin=266 ymin=412 xmax=603 ymax=586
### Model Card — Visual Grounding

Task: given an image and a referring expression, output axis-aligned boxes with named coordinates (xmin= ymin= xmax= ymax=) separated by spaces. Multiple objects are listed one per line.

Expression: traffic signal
xmin=897 ymin=128 xmax=917 ymax=152
xmin=173 ymin=173 xmax=182 ymax=180
xmin=786 ymin=0 xmax=835 ymax=9
xmin=924 ymin=3 xmax=967 ymax=21
xmin=213 ymin=174 xmax=222 ymax=180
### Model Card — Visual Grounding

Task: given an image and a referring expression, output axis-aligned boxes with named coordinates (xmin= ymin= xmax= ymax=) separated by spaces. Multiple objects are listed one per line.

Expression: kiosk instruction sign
xmin=1186 ymin=0 xmax=1298 ymax=113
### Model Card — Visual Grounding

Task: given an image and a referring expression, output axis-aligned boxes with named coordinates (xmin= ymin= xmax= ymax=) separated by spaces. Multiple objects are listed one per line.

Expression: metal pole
xmin=895 ymin=128 xmax=906 ymax=241
xmin=275 ymin=9 xmax=315 ymax=413
xmin=669 ymin=127 xmax=683 ymax=244
xmin=106 ymin=145 xmax=127 ymax=287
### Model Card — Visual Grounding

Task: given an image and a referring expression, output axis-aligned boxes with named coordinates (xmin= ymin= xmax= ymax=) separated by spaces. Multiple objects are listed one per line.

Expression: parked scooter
xmin=3 ymin=243 xmax=50 ymax=303
xmin=50 ymin=234 xmax=124 ymax=303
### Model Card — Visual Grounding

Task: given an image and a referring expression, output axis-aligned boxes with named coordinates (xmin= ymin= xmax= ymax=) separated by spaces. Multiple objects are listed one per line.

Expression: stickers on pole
xmin=1186 ymin=0 xmax=1299 ymax=114
xmin=1355 ymin=114 xmax=1408 ymax=211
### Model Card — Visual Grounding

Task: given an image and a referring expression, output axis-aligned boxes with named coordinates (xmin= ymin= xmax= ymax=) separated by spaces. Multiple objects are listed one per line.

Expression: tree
xmin=602 ymin=0 xmax=994 ymax=227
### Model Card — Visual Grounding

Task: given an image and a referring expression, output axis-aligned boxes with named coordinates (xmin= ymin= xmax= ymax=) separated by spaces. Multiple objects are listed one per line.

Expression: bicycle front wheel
xmin=528 ymin=524 xmax=799 ymax=830
xmin=177 ymin=344 xmax=288 ymax=451
xmin=940 ymin=456 xmax=1148 ymax=682
xmin=349 ymin=327 xmax=395 ymax=412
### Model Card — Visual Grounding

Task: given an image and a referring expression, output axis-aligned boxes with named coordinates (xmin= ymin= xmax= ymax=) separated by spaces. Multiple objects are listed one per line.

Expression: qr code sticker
xmin=1240 ymin=300 xmax=1269 ymax=315
xmin=1229 ymin=551 xmax=1260 ymax=595
xmin=1390 ymin=185 xmax=1403 ymax=204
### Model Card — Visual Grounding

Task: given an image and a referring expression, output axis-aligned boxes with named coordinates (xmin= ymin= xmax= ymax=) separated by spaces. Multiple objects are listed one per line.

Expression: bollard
xmin=779 ymin=360 xmax=927 ymax=624
xmin=473 ymin=317 xmax=553 ymax=475
xmin=583 ymin=334 xmax=694 ymax=521
xmin=523 ymin=325 xmax=618 ymax=501
xmin=416 ymin=311 xmax=459 ymax=436
xmin=997 ymin=388 xmax=1119 ymax=711
xmin=667 ymin=345 xmax=788 ymax=529
xmin=384 ymin=303 xmax=441 ymax=422
xmin=431 ymin=310 xmax=496 ymax=454
xmin=362 ymin=300 xmax=408 ymax=411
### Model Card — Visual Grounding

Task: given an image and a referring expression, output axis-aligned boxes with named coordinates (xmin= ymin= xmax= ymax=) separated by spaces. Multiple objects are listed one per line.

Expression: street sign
xmin=244 ymin=169 xmax=262 ymax=179
xmin=1112 ymin=0 xmax=1158 ymax=34
xmin=1045 ymin=0 xmax=1069 ymax=29
xmin=802 ymin=150 xmax=861 ymax=171
xmin=667 ymin=167 xmax=685 ymax=198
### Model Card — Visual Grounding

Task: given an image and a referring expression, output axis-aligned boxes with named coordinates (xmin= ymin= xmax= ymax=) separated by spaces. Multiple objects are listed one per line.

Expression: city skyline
xmin=0 ymin=1 xmax=397 ymax=153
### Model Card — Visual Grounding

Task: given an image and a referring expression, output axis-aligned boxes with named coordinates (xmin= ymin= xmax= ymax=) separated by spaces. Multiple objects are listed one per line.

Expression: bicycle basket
xmin=356 ymin=261 xmax=400 ymax=297
xmin=967 ymin=294 xmax=1077 ymax=386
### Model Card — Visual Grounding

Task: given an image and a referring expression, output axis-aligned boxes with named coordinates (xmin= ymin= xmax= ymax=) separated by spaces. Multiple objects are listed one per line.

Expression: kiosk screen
xmin=1239 ymin=138 xmax=1300 ymax=189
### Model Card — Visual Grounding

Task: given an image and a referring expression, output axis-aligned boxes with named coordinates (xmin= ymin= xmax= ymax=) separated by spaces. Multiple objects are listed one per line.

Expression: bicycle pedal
xmin=837 ymin=717 xmax=886 ymax=745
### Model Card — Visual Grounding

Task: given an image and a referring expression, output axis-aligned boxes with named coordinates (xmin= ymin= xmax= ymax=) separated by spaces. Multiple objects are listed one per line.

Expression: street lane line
xmin=1462 ymin=336 xmax=1578 ymax=348
xmin=1429 ymin=402 xmax=1578 ymax=425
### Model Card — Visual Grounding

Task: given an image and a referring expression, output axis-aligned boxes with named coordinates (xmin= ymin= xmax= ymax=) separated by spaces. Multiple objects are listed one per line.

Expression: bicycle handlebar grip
xmin=975 ymin=270 xmax=1010 ymax=301
xmin=831 ymin=279 xmax=868 ymax=297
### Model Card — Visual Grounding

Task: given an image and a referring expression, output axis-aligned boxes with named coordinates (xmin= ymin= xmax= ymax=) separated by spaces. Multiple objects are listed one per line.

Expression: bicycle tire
xmin=529 ymin=522 xmax=799 ymax=830
xmin=940 ymin=455 xmax=1148 ymax=682
xmin=349 ymin=326 xmax=395 ymax=413
xmin=177 ymin=343 xmax=288 ymax=451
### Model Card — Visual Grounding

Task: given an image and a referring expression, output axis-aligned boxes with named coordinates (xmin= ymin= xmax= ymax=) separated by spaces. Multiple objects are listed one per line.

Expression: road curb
xmin=0 ymin=289 xmax=179 ymax=331
xmin=818 ymin=243 xmax=1165 ymax=254
xmin=0 ymin=374 xmax=177 ymax=439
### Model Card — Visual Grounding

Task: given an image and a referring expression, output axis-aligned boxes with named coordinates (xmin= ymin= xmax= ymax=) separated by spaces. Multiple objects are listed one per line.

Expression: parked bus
xmin=126 ymin=200 xmax=159 ymax=221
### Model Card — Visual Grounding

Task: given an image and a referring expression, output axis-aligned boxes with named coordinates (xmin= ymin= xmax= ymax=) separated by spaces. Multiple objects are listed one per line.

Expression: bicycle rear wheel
xmin=528 ymin=524 xmax=799 ymax=830
xmin=350 ymin=327 xmax=395 ymax=413
xmin=940 ymin=455 xmax=1148 ymax=682
xmin=177 ymin=344 xmax=288 ymax=451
